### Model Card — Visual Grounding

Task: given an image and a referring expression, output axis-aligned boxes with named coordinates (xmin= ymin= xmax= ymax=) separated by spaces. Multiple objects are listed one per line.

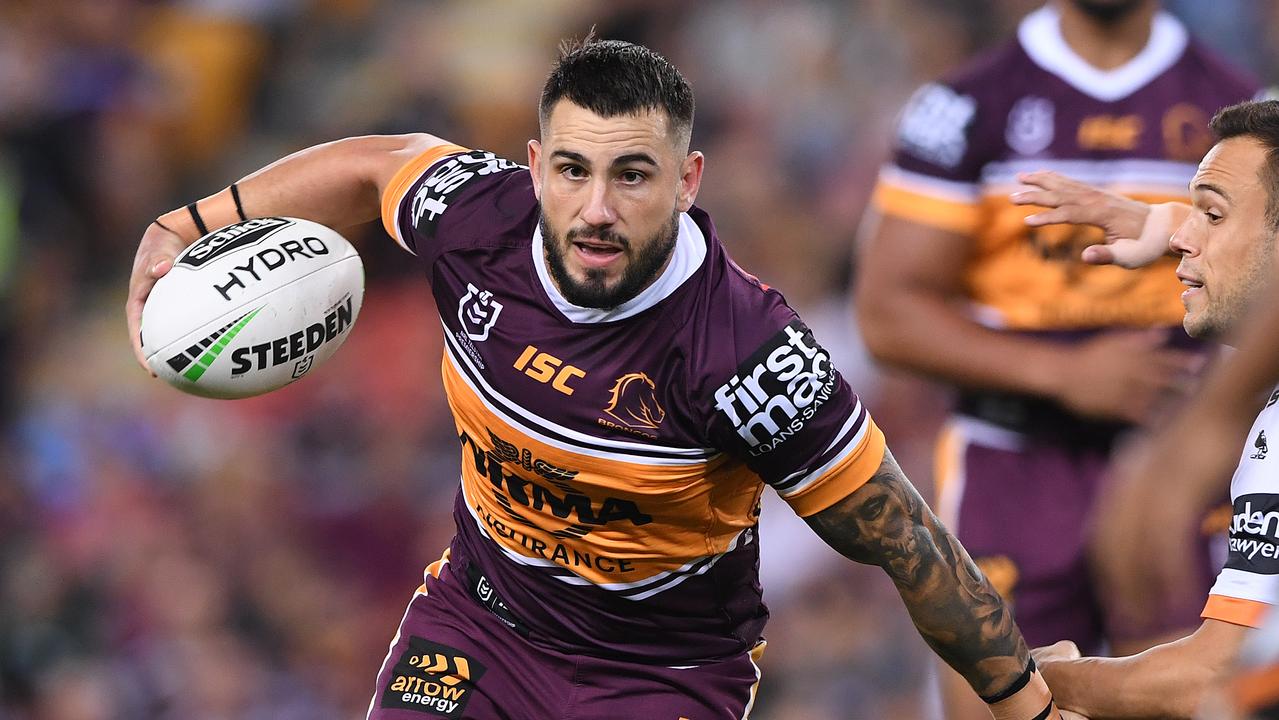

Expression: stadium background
xmin=0 ymin=1 xmax=1275 ymax=717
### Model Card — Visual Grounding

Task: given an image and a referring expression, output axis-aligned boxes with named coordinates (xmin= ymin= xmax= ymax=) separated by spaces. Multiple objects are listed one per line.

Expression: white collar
xmin=531 ymin=212 xmax=707 ymax=324
xmin=1018 ymin=4 xmax=1188 ymax=102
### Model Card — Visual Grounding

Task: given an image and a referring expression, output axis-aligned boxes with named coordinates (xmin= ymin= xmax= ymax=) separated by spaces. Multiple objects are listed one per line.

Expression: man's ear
xmin=677 ymin=151 xmax=705 ymax=212
xmin=528 ymin=139 xmax=544 ymax=201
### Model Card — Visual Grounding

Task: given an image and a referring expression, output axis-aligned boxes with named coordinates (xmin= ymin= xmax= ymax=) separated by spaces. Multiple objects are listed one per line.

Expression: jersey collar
xmin=531 ymin=212 xmax=707 ymax=324
xmin=1018 ymin=4 xmax=1188 ymax=102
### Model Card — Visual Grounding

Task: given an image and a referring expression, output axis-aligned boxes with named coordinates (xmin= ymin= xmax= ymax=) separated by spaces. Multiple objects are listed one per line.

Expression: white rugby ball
xmin=141 ymin=217 xmax=364 ymax=399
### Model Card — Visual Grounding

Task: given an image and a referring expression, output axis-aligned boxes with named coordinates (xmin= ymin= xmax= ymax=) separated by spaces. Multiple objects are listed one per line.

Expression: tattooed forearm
xmin=805 ymin=449 xmax=1030 ymax=698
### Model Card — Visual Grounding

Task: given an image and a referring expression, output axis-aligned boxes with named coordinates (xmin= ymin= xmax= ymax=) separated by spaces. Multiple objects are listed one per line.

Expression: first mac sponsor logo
xmin=714 ymin=321 xmax=837 ymax=455
xmin=1226 ymin=493 xmax=1279 ymax=575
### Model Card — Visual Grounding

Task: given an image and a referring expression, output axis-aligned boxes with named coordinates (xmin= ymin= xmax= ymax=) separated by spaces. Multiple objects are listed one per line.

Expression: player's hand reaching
xmin=1048 ymin=330 xmax=1203 ymax=425
xmin=1032 ymin=641 xmax=1091 ymax=720
xmin=1011 ymin=170 xmax=1183 ymax=269
xmin=1032 ymin=640 xmax=1081 ymax=665
xmin=126 ymin=221 xmax=188 ymax=374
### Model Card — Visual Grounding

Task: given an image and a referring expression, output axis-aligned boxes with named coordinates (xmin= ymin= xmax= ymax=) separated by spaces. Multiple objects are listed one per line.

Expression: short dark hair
xmin=539 ymin=37 xmax=694 ymax=149
xmin=1211 ymin=100 xmax=1279 ymax=230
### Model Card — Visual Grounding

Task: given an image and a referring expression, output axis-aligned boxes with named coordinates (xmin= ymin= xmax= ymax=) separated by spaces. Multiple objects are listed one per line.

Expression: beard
xmin=1182 ymin=234 xmax=1276 ymax=341
xmin=540 ymin=212 xmax=680 ymax=310
xmin=1068 ymin=0 xmax=1147 ymax=24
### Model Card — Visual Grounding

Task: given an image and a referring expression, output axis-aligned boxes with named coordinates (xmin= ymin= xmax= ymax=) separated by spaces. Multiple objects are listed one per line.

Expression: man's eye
xmin=619 ymin=170 xmax=645 ymax=183
xmin=561 ymin=165 xmax=586 ymax=179
xmin=1205 ymin=210 xmax=1223 ymax=224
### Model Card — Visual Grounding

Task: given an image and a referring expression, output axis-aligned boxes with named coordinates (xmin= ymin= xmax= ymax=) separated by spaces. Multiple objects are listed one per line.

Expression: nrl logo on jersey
xmin=458 ymin=283 xmax=503 ymax=341
xmin=1006 ymin=96 xmax=1054 ymax=156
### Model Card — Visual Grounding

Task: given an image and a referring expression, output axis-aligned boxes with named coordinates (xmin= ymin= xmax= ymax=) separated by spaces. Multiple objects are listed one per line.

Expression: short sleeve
xmin=705 ymin=314 xmax=887 ymax=517
xmin=872 ymin=81 xmax=985 ymax=236
xmin=1202 ymin=492 xmax=1279 ymax=628
xmin=380 ymin=146 xmax=522 ymax=256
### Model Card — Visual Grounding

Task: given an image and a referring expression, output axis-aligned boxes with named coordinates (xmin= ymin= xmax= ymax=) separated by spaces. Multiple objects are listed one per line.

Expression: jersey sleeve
xmin=872 ymin=80 xmax=986 ymax=236
xmin=704 ymin=303 xmax=887 ymax=517
xmin=379 ymin=144 xmax=523 ymax=259
xmin=1202 ymin=491 xmax=1279 ymax=628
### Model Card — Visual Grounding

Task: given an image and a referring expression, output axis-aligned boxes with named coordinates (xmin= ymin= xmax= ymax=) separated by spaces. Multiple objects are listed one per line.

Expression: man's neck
xmin=1054 ymin=1 xmax=1158 ymax=71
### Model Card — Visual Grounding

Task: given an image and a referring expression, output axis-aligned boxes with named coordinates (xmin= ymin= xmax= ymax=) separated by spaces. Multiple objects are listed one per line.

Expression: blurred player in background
xmin=856 ymin=0 xmax=1262 ymax=717
xmin=127 ymin=39 xmax=1070 ymax=719
xmin=1017 ymin=99 xmax=1279 ymax=718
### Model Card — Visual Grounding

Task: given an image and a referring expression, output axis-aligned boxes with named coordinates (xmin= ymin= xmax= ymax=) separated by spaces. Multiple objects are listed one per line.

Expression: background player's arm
xmin=126 ymin=132 xmax=449 ymax=370
xmin=856 ymin=215 xmax=1195 ymax=423
xmin=1035 ymin=619 xmax=1249 ymax=718
xmin=805 ymin=449 xmax=1049 ymax=715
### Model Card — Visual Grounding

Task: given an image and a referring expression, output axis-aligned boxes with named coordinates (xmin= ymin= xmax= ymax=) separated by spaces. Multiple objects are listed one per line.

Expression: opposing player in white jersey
xmin=1017 ymin=100 xmax=1279 ymax=718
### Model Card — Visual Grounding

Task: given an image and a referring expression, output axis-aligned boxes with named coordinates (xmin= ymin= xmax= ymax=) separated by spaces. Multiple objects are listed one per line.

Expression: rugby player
xmin=857 ymin=1 xmax=1260 ymax=716
xmin=126 ymin=39 xmax=1068 ymax=719
xmin=1014 ymin=100 xmax=1279 ymax=718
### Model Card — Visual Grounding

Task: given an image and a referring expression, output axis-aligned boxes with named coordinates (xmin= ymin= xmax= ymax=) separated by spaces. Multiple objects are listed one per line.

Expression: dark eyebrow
xmin=612 ymin=153 xmax=658 ymax=168
xmin=551 ymin=150 xmax=588 ymax=165
xmin=1193 ymin=181 xmax=1232 ymax=203
xmin=549 ymin=150 xmax=659 ymax=169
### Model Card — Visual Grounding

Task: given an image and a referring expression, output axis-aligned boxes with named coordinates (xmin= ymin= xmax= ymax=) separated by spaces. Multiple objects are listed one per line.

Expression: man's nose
xmin=580 ymin=179 xmax=618 ymax=226
xmin=1168 ymin=215 xmax=1199 ymax=257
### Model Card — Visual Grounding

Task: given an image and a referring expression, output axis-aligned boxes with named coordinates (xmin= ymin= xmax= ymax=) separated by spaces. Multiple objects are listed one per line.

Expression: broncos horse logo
xmin=603 ymin=372 xmax=666 ymax=430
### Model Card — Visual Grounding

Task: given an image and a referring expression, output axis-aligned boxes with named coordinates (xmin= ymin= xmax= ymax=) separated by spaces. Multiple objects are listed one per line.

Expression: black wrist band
xmin=229 ymin=182 xmax=248 ymax=222
xmin=980 ymin=657 xmax=1036 ymax=705
xmin=186 ymin=202 xmax=209 ymax=236
xmin=152 ymin=218 xmax=176 ymax=234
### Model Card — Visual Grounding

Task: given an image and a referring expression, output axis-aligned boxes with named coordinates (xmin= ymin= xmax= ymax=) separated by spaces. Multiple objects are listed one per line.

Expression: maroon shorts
xmin=934 ymin=416 xmax=1221 ymax=653
xmin=366 ymin=558 xmax=763 ymax=720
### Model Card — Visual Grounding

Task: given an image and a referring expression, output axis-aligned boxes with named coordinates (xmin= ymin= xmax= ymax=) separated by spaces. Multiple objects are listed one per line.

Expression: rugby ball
xmin=141 ymin=217 xmax=364 ymax=399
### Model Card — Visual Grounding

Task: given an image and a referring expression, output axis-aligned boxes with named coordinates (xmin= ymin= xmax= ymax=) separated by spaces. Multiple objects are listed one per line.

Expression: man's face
xmin=528 ymin=100 xmax=703 ymax=309
xmin=1171 ymin=137 xmax=1279 ymax=341
xmin=1067 ymin=0 xmax=1149 ymax=23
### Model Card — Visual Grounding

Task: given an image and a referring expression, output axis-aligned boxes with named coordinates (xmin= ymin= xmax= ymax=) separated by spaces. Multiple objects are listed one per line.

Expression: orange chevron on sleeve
xmin=873 ymin=182 xmax=982 ymax=235
xmin=380 ymin=143 xmax=469 ymax=240
xmin=786 ymin=420 xmax=887 ymax=518
xmin=1202 ymin=594 xmax=1272 ymax=629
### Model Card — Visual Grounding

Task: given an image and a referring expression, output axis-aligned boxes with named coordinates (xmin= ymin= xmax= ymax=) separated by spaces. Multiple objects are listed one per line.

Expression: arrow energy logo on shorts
xmin=713 ymin=321 xmax=837 ymax=455
xmin=1226 ymin=493 xmax=1279 ymax=575
xmin=380 ymin=637 xmax=486 ymax=718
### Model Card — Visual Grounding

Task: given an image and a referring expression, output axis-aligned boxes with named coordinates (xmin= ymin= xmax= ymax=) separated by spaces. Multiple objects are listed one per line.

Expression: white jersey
xmin=1203 ymin=385 xmax=1279 ymax=628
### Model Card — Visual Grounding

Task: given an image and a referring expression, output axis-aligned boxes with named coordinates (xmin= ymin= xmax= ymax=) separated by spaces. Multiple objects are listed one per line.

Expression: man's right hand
xmin=1012 ymin=171 xmax=1185 ymax=269
xmin=126 ymin=221 xmax=189 ymax=374
xmin=1048 ymin=330 xmax=1203 ymax=425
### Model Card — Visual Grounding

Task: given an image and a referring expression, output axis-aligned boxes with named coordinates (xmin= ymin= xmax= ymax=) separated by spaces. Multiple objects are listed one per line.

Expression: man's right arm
xmin=126 ymin=133 xmax=450 ymax=370
xmin=1036 ymin=620 xmax=1250 ymax=719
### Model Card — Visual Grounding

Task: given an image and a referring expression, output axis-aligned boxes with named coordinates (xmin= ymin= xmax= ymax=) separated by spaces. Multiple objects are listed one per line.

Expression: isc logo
xmin=513 ymin=345 xmax=585 ymax=396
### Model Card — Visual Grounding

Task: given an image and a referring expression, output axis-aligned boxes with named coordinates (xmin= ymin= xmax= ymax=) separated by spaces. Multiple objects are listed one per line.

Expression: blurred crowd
xmin=2 ymin=1 xmax=1278 ymax=718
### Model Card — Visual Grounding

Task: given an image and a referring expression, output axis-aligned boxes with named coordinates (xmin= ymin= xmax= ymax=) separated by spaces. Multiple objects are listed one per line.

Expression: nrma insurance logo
xmin=714 ymin=321 xmax=837 ymax=455
xmin=1226 ymin=493 xmax=1279 ymax=575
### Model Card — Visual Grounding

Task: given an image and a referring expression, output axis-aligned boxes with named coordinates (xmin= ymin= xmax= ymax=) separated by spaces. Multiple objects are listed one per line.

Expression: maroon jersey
xmin=379 ymin=144 xmax=886 ymax=663
xmin=875 ymin=5 xmax=1260 ymax=330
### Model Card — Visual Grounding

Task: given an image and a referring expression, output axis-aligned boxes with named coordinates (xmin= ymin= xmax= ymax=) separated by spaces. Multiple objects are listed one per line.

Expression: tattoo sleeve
xmin=805 ymin=448 xmax=1031 ymax=699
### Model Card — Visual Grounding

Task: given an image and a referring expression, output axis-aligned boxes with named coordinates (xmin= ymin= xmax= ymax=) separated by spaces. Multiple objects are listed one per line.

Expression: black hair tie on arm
xmin=230 ymin=182 xmax=248 ymax=222
xmin=186 ymin=202 xmax=209 ymax=236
